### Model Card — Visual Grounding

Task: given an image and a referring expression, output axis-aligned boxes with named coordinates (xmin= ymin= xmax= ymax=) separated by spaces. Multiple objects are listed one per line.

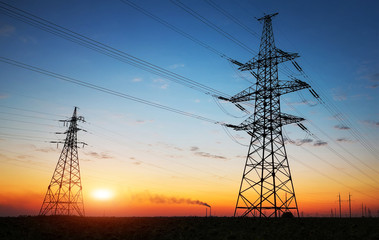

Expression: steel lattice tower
xmin=221 ymin=13 xmax=313 ymax=217
xmin=39 ymin=107 xmax=85 ymax=216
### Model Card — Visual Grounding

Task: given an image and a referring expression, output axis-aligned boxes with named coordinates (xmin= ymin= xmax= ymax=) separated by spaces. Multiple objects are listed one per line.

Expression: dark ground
xmin=0 ymin=216 xmax=378 ymax=240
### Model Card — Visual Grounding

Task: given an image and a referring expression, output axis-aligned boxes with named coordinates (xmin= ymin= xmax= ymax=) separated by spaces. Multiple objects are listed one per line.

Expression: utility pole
xmin=339 ymin=193 xmax=342 ymax=218
xmin=220 ymin=13 xmax=319 ymax=218
xmin=349 ymin=193 xmax=351 ymax=218
xmin=39 ymin=107 xmax=86 ymax=216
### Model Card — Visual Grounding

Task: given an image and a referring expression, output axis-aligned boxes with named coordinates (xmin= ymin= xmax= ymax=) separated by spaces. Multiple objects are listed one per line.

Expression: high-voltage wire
xmin=289 ymin=154 xmax=379 ymax=201
xmin=119 ymin=0 xmax=232 ymax=61
xmin=189 ymin=0 xmax=378 ymax=158
xmin=283 ymin=130 xmax=379 ymax=191
xmin=284 ymin=99 xmax=379 ymax=178
xmin=0 ymin=57 xmax=224 ymax=125
xmin=170 ymin=0 xmax=257 ymax=55
xmin=0 ymin=1 xmax=229 ymax=98
xmin=204 ymin=0 xmax=260 ymax=39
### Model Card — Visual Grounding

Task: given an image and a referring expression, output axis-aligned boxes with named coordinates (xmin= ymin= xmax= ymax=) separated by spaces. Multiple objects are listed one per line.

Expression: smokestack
xmin=205 ymin=205 xmax=211 ymax=217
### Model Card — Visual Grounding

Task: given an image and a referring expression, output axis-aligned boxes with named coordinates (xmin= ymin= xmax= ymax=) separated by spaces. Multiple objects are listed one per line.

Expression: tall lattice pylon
xmin=39 ymin=107 xmax=86 ymax=216
xmin=221 ymin=13 xmax=316 ymax=217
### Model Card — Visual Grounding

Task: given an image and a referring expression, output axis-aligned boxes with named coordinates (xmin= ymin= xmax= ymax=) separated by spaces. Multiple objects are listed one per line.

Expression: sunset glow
xmin=0 ymin=0 xmax=378 ymax=218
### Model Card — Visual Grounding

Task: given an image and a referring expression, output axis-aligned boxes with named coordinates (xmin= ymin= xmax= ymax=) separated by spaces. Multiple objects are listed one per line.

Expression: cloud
xmin=195 ymin=151 xmax=227 ymax=160
xmin=132 ymin=77 xmax=143 ymax=82
xmin=153 ymin=78 xmax=169 ymax=89
xmin=288 ymin=100 xmax=318 ymax=106
xmin=84 ymin=151 xmax=113 ymax=159
xmin=332 ymin=93 xmax=347 ymax=101
xmin=299 ymin=138 xmax=313 ymax=144
xmin=190 ymin=146 xmax=227 ymax=160
xmin=367 ymin=73 xmax=379 ymax=82
xmin=334 ymin=125 xmax=350 ymax=130
xmin=190 ymin=146 xmax=199 ymax=152
xmin=313 ymin=140 xmax=327 ymax=147
xmin=285 ymin=138 xmax=313 ymax=146
xmin=336 ymin=138 xmax=354 ymax=143
xmin=156 ymin=142 xmax=183 ymax=151
xmin=131 ymin=191 xmax=210 ymax=207
xmin=16 ymin=155 xmax=32 ymax=160
xmin=0 ymin=94 xmax=8 ymax=99
xmin=0 ymin=24 xmax=15 ymax=37
xmin=361 ymin=120 xmax=379 ymax=128
xmin=169 ymin=63 xmax=185 ymax=69
xmin=35 ymin=147 xmax=58 ymax=153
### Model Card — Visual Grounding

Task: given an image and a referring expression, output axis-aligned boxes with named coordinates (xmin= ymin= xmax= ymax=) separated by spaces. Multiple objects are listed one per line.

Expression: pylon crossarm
xmin=238 ymin=50 xmax=299 ymax=71
xmin=229 ymin=58 xmax=244 ymax=67
xmin=280 ymin=113 xmax=305 ymax=126
xmin=224 ymin=85 xmax=257 ymax=103
xmin=277 ymin=79 xmax=310 ymax=95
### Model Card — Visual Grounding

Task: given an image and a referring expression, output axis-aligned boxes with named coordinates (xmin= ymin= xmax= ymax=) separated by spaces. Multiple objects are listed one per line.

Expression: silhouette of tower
xmin=220 ymin=13 xmax=315 ymax=217
xmin=39 ymin=107 xmax=86 ymax=216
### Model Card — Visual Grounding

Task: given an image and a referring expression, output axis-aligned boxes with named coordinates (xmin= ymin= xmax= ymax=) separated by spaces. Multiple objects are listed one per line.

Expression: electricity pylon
xmin=39 ymin=107 xmax=86 ymax=216
xmin=220 ymin=13 xmax=318 ymax=217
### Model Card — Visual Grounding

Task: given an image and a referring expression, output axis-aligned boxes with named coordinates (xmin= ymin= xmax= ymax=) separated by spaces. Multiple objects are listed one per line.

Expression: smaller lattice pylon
xmin=39 ymin=107 xmax=86 ymax=216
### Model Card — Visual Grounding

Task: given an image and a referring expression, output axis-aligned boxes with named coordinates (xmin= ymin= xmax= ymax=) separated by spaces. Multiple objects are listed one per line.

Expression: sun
xmin=92 ymin=189 xmax=113 ymax=200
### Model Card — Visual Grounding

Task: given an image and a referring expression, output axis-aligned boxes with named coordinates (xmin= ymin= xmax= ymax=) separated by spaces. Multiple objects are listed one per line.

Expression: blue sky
xmin=0 ymin=0 xmax=378 ymax=216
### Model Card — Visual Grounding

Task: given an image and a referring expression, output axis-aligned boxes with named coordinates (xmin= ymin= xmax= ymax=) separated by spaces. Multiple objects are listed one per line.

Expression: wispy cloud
xmin=286 ymin=138 xmax=313 ymax=146
xmin=190 ymin=146 xmax=199 ymax=152
xmin=84 ymin=151 xmax=113 ymax=159
xmin=360 ymin=120 xmax=379 ymax=128
xmin=332 ymin=89 xmax=347 ymax=101
xmin=313 ymin=140 xmax=328 ymax=147
xmin=336 ymin=138 xmax=354 ymax=143
xmin=0 ymin=24 xmax=15 ymax=37
xmin=0 ymin=93 xmax=8 ymax=99
xmin=156 ymin=142 xmax=183 ymax=151
xmin=169 ymin=63 xmax=185 ymax=69
xmin=153 ymin=78 xmax=169 ymax=89
xmin=334 ymin=124 xmax=350 ymax=130
xmin=190 ymin=146 xmax=227 ymax=160
xmin=132 ymin=77 xmax=143 ymax=82
xmin=363 ymin=72 xmax=379 ymax=88
xmin=35 ymin=147 xmax=58 ymax=153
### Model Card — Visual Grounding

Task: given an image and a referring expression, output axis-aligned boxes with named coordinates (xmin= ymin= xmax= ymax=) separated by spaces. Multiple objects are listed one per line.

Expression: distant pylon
xmin=220 ymin=13 xmax=318 ymax=217
xmin=39 ymin=107 xmax=86 ymax=216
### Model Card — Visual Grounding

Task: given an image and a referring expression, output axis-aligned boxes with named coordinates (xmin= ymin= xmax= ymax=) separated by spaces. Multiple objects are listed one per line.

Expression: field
xmin=0 ymin=216 xmax=378 ymax=240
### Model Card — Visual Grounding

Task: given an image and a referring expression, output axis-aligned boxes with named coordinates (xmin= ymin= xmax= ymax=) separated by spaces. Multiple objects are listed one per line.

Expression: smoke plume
xmin=132 ymin=191 xmax=210 ymax=207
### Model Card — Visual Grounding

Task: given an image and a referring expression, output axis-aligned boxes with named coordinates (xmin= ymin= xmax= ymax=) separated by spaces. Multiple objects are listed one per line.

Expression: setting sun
xmin=92 ymin=189 xmax=113 ymax=201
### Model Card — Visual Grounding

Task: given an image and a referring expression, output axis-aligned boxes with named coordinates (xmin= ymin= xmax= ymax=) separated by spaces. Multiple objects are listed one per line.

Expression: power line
xmin=170 ymin=0 xmax=257 ymax=55
xmin=195 ymin=0 xmax=378 ymax=158
xmin=284 ymin=99 xmax=379 ymax=178
xmin=0 ymin=105 xmax=66 ymax=118
xmin=119 ymin=0 xmax=232 ymax=60
xmin=0 ymin=111 xmax=58 ymax=121
xmin=283 ymin=130 xmax=379 ymax=191
xmin=204 ymin=0 xmax=260 ymax=39
xmin=289 ymin=154 xmax=379 ymax=201
xmin=0 ymin=1 xmax=229 ymax=98
xmin=0 ymin=57 xmax=224 ymax=126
